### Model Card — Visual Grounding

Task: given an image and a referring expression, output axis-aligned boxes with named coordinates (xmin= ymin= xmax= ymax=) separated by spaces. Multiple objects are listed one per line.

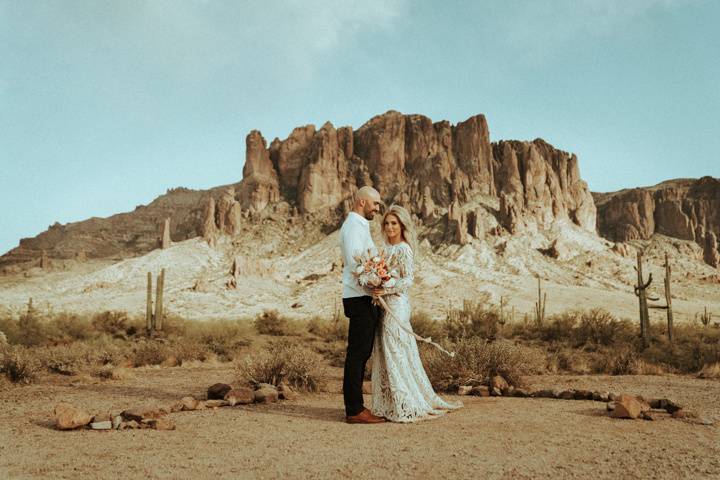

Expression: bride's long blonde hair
xmin=381 ymin=204 xmax=418 ymax=254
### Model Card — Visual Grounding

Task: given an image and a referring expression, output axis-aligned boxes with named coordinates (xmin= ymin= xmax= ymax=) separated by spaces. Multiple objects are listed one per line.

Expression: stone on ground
xmin=54 ymin=403 xmax=93 ymax=430
xmin=224 ymin=388 xmax=255 ymax=406
xmin=207 ymin=383 xmax=233 ymax=400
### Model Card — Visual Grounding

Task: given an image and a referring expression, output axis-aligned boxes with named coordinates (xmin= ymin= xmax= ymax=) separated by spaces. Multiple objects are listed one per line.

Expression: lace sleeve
xmin=386 ymin=244 xmax=414 ymax=295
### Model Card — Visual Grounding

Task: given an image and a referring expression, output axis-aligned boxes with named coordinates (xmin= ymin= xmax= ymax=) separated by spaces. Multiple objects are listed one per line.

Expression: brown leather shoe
xmin=346 ymin=408 xmax=386 ymax=424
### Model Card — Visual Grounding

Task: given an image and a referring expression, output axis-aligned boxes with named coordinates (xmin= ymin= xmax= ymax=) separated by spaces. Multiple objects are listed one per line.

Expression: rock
xmin=640 ymin=411 xmax=657 ymax=421
xmin=608 ymin=392 xmax=617 ymax=402
xmin=610 ymin=394 xmax=650 ymax=419
xmin=144 ymin=418 xmax=176 ymax=431
xmin=470 ymin=386 xmax=491 ymax=397
xmin=204 ymin=399 xmax=229 ymax=408
xmin=54 ymin=403 xmax=93 ymax=430
xmin=254 ymin=385 xmax=279 ymax=403
xmin=120 ymin=420 xmax=141 ymax=430
xmin=704 ymin=231 xmax=719 ymax=268
xmin=595 ymin=177 xmax=720 ymax=259
xmin=207 ymin=383 xmax=232 ymax=400
xmin=457 ymin=385 xmax=473 ymax=396
xmin=491 ymin=387 xmax=502 ymax=397
xmin=671 ymin=409 xmax=688 ymax=419
xmin=594 ymin=391 xmax=610 ymax=402
xmin=278 ymin=382 xmax=297 ymax=400
xmin=161 ymin=355 xmax=179 ymax=368
xmin=121 ymin=404 xmax=165 ymax=422
xmin=167 ymin=401 xmax=184 ymax=413
xmin=530 ymin=389 xmax=556 ymax=399
xmin=573 ymin=390 xmax=594 ymax=400
xmin=490 ymin=375 xmax=509 ymax=392
xmin=224 ymin=388 xmax=255 ymax=406
xmin=92 ymin=413 xmax=112 ymax=423
xmin=558 ymin=390 xmax=576 ymax=400
xmin=180 ymin=396 xmax=200 ymax=411
xmin=160 ymin=217 xmax=171 ymax=249
xmin=663 ymin=399 xmax=683 ymax=414
xmin=112 ymin=415 xmax=123 ymax=430
xmin=511 ymin=388 xmax=530 ymax=398
xmin=606 ymin=402 xmax=616 ymax=412
xmin=90 ymin=420 xmax=113 ymax=430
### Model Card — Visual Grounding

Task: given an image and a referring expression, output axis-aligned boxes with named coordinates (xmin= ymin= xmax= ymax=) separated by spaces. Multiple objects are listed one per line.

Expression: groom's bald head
xmin=353 ymin=186 xmax=383 ymax=220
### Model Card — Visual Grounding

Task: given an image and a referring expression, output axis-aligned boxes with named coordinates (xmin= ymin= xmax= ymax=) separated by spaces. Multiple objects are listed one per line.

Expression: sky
xmin=1 ymin=0 xmax=719 ymax=255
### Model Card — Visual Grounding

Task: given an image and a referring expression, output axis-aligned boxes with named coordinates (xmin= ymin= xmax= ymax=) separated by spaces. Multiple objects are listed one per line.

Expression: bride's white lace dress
xmin=371 ymin=241 xmax=463 ymax=423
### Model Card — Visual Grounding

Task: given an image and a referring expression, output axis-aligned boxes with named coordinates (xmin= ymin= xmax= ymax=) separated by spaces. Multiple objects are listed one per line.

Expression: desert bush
xmin=307 ymin=316 xmax=348 ymax=342
xmin=420 ymin=338 xmax=545 ymax=391
xmin=194 ymin=320 xmax=252 ymax=360
xmin=410 ymin=311 xmax=446 ymax=342
xmin=571 ymin=309 xmax=634 ymax=347
xmin=171 ymin=339 xmax=212 ymax=364
xmin=1 ymin=345 xmax=40 ymax=383
xmin=37 ymin=344 xmax=97 ymax=375
xmin=236 ymin=339 xmax=326 ymax=391
xmin=91 ymin=311 xmax=135 ymax=338
xmin=254 ymin=310 xmax=295 ymax=336
xmin=132 ymin=340 xmax=171 ymax=367
xmin=443 ymin=296 xmax=500 ymax=341
xmin=313 ymin=340 xmax=346 ymax=367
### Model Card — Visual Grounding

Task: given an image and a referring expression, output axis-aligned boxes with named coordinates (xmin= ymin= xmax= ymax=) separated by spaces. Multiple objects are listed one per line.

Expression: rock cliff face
xmin=238 ymin=111 xmax=596 ymax=237
xmin=594 ymin=177 xmax=720 ymax=267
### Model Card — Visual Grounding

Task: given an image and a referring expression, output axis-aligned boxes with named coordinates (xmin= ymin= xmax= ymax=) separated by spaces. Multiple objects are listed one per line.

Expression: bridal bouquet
xmin=352 ymin=248 xmax=400 ymax=290
xmin=352 ymin=249 xmax=455 ymax=358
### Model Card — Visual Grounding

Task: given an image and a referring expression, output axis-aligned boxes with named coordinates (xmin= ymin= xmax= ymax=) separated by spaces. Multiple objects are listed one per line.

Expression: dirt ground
xmin=1 ymin=364 xmax=718 ymax=480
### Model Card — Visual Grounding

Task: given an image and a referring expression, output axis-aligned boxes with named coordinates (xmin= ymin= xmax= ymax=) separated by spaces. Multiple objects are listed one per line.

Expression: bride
xmin=370 ymin=204 xmax=463 ymax=423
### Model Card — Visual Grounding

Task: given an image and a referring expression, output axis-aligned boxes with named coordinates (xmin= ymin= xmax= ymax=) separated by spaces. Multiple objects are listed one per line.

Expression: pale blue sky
xmin=1 ymin=0 xmax=719 ymax=255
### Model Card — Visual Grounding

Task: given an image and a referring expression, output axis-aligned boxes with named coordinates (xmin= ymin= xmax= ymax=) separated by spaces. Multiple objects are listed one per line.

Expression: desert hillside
xmin=0 ymin=111 xmax=718 ymax=324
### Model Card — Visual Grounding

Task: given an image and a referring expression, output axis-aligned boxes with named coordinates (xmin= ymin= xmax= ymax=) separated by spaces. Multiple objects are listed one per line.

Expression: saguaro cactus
xmin=145 ymin=269 xmax=166 ymax=333
xmin=634 ymin=251 xmax=653 ymax=349
xmin=534 ymin=278 xmax=546 ymax=326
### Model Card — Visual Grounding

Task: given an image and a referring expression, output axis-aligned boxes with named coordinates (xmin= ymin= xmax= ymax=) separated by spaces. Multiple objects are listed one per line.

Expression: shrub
xmin=572 ymin=309 xmax=633 ymax=347
xmin=254 ymin=310 xmax=293 ymax=336
xmin=195 ymin=320 xmax=252 ymax=360
xmin=38 ymin=344 xmax=96 ymax=375
xmin=443 ymin=296 xmax=500 ymax=341
xmin=420 ymin=338 xmax=545 ymax=391
xmin=92 ymin=311 xmax=133 ymax=338
xmin=236 ymin=339 xmax=327 ymax=391
xmin=132 ymin=340 xmax=171 ymax=367
xmin=1 ymin=345 xmax=40 ymax=383
xmin=307 ymin=316 xmax=348 ymax=342
xmin=410 ymin=311 xmax=446 ymax=342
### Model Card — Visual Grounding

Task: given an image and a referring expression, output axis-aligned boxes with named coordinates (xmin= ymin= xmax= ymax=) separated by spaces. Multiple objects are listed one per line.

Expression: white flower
xmin=385 ymin=278 xmax=396 ymax=288
xmin=355 ymin=265 xmax=364 ymax=274
xmin=372 ymin=256 xmax=381 ymax=263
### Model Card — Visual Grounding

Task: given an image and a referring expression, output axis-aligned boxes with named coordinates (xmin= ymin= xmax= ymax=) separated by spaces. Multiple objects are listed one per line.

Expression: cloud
xmin=497 ymin=0 xmax=700 ymax=65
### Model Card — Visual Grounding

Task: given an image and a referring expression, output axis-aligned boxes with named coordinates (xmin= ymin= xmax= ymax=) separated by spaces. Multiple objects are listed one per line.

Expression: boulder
xmin=278 ymin=381 xmax=297 ymax=400
xmin=179 ymin=396 xmax=200 ymax=411
xmin=204 ymin=399 xmax=229 ymax=408
xmin=610 ymin=394 xmax=651 ymax=419
xmin=207 ymin=383 xmax=233 ymax=400
xmin=121 ymin=404 xmax=165 ymax=422
xmin=224 ymin=388 xmax=255 ymax=406
xmin=470 ymin=386 xmax=491 ymax=397
xmin=254 ymin=385 xmax=279 ymax=403
xmin=490 ymin=375 xmax=509 ymax=392
xmin=54 ymin=403 xmax=92 ymax=430
xmin=558 ymin=390 xmax=576 ymax=400
xmin=457 ymin=385 xmax=473 ymax=396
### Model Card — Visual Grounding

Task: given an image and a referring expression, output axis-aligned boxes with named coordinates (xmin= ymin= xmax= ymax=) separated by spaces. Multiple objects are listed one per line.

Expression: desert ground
xmin=1 ymin=362 xmax=718 ymax=480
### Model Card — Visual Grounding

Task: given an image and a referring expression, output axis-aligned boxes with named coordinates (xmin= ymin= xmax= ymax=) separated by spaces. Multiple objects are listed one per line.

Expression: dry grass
xmin=420 ymin=338 xmax=546 ymax=391
xmin=235 ymin=339 xmax=327 ymax=391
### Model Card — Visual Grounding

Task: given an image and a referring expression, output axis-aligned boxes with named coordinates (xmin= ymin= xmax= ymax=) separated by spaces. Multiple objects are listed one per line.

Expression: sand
xmin=1 ymin=365 xmax=718 ymax=480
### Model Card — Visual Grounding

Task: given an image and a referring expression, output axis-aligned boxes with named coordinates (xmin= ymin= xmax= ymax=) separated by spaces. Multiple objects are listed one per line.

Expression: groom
xmin=340 ymin=186 xmax=386 ymax=424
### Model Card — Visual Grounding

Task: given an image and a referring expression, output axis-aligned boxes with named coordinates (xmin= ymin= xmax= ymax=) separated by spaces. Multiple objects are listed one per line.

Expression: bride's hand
xmin=372 ymin=287 xmax=385 ymax=296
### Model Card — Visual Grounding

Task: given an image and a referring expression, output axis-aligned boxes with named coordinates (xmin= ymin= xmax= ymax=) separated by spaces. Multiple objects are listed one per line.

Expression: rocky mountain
xmin=239 ymin=110 xmax=596 ymax=243
xmin=2 ymin=110 xmax=718 ymax=274
xmin=594 ymin=177 xmax=720 ymax=267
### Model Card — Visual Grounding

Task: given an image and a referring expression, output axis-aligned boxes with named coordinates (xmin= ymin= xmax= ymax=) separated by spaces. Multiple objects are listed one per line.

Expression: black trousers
xmin=342 ymin=296 xmax=381 ymax=417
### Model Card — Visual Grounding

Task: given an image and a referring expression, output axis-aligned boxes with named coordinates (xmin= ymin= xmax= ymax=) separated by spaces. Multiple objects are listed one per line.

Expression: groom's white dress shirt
xmin=340 ymin=211 xmax=377 ymax=299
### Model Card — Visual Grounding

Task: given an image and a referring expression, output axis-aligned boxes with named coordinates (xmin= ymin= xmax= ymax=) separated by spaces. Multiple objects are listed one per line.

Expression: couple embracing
xmin=340 ymin=186 xmax=463 ymax=424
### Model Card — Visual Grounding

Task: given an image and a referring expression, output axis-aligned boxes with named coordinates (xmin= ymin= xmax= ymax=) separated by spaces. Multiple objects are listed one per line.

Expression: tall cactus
xmin=535 ymin=278 xmax=546 ymax=326
xmin=634 ymin=251 xmax=652 ymax=349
